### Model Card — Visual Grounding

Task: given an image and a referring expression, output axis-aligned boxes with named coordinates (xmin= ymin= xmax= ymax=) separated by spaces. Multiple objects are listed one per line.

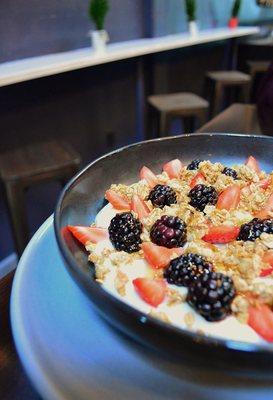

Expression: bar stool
xmin=148 ymin=92 xmax=209 ymax=137
xmin=247 ymin=60 xmax=270 ymax=81
xmin=197 ymin=103 xmax=261 ymax=135
xmin=0 ymin=140 xmax=81 ymax=256
xmin=206 ymin=71 xmax=251 ymax=117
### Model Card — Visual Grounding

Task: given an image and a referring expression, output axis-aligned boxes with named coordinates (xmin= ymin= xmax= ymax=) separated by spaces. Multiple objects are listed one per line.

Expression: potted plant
xmin=185 ymin=0 xmax=198 ymax=36
xmin=228 ymin=0 xmax=241 ymax=29
xmin=256 ymin=0 xmax=273 ymax=7
xmin=88 ymin=0 xmax=109 ymax=53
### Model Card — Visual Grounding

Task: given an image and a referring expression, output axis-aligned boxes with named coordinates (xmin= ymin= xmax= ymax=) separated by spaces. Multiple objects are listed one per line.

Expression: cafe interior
xmin=1 ymin=1 xmax=273 ymax=399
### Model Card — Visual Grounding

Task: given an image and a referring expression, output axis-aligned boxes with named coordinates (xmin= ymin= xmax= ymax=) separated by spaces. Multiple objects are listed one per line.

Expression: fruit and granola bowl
xmin=55 ymin=134 xmax=273 ymax=375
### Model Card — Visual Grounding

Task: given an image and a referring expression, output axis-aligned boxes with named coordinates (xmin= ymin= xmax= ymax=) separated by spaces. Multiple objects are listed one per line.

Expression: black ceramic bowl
xmin=54 ymin=133 xmax=273 ymax=376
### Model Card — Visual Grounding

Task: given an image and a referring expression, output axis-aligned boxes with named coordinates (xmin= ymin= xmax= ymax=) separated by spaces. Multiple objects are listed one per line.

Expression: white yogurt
xmin=94 ymin=203 xmax=264 ymax=345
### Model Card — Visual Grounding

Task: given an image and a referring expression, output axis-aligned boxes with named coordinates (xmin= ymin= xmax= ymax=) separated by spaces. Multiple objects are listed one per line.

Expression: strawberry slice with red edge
xmin=248 ymin=303 xmax=273 ymax=342
xmin=245 ymin=156 xmax=261 ymax=175
xmin=141 ymin=242 xmax=183 ymax=269
xmin=189 ymin=172 xmax=206 ymax=189
xmin=105 ymin=189 xmax=130 ymax=210
xmin=260 ymin=267 xmax=273 ymax=278
xmin=163 ymin=159 xmax=183 ymax=179
xmin=255 ymin=193 xmax=273 ymax=219
xmin=256 ymin=177 xmax=271 ymax=190
xmin=140 ymin=166 xmax=158 ymax=188
xmin=131 ymin=194 xmax=151 ymax=220
xmin=216 ymin=184 xmax=241 ymax=210
xmin=202 ymin=225 xmax=240 ymax=244
xmin=260 ymin=251 xmax=273 ymax=277
xmin=133 ymin=277 xmax=167 ymax=307
xmin=67 ymin=225 xmax=108 ymax=245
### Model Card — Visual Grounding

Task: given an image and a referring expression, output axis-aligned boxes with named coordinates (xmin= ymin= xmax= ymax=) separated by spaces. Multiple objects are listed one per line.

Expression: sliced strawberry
xmin=202 ymin=225 xmax=240 ymax=244
xmin=255 ymin=193 xmax=273 ymax=219
xmin=245 ymin=156 xmax=261 ymax=174
xmin=67 ymin=225 xmax=108 ymax=245
xmin=256 ymin=177 xmax=271 ymax=190
xmin=260 ymin=251 xmax=273 ymax=277
xmin=133 ymin=278 xmax=167 ymax=307
xmin=248 ymin=303 xmax=273 ymax=342
xmin=163 ymin=159 xmax=183 ymax=179
xmin=140 ymin=166 xmax=158 ymax=188
xmin=263 ymin=251 xmax=273 ymax=266
xmin=216 ymin=184 xmax=241 ymax=210
xmin=260 ymin=267 xmax=273 ymax=278
xmin=255 ymin=210 xmax=270 ymax=219
xmin=105 ymin=189 xmax=130 ymax=210
xmin=131 ymin=194 xmax=150 ymax=220
xmin=189 ymin=172 xmax=206 ymax=189
xmin=141 ymin=242 xmax=183 ymax=269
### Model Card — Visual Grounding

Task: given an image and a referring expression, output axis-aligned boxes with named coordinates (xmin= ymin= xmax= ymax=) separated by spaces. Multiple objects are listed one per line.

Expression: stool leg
xmin=4 ymin=181 xmax=29 ymax=256
xmin=151 ymin=107 xmax=160 ymax=139
xmin=213 ymin=82 xmax=223 ymax=117
xmin=159 ymin=112 xmax=171 ymax=137
xmin=183 ymin=117 xmax=194 ymax=134
xmin=204 ymin=77 xmax=214 ymax=118
xmin=196 ymin=109 xmax=208 ymax=130
xmin=241 ymin=83 xmax=251 ymax=104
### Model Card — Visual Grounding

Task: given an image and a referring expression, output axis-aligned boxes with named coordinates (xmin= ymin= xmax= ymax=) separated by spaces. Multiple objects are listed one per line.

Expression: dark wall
xmin=0 ymin=58 xmax=139 ymax=258
xmin=0 ymin=0 xmax=145 ymax=63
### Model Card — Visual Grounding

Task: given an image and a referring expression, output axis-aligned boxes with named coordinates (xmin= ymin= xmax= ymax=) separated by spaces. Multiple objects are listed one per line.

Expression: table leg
xmin=225 ymin=37 xmax=238 ymax=70
xmin=4 ymin=181 xmax=29 ymax=256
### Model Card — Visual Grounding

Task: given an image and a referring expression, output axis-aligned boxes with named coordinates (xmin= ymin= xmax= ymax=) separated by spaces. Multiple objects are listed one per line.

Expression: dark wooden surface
xmin=0 ymin=272 xmax=41 ymax=400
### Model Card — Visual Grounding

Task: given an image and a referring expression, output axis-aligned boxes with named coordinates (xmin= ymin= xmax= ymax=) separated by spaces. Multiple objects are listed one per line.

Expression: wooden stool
xmin=247 ymin=60 xmax=270 ymax=81
xmin=0 ymin=140 xmax=81 ymax=256
xmin=148 ymin=92 xmax=209 ymax=137
xmin=197 ymin=103 xmax=262 ymax=135
xmin=206 ymin=71 xmax=251 ymax=117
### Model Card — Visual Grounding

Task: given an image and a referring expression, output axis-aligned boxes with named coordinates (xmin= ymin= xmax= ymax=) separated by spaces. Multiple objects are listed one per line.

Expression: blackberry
xmin=150 ymin=215 xmax=187 ymax=248
xmin=187 ymin=159 xmax=203 ymax=170
xmin=237 ymin=218 xmax=273 ymax=242
xmin=164 ymin=253 xmax=213 ymax=287
xmin=148 ymin=184 xmax=177 ymax=209
xmin=188 ymin=184 xmax=218 ymax=212
xmin=187 ymin=272 xmax=236 ymax=322
xmin=222 ymin=167 xmax=238 ymax=180
xmin=108 ymin=212 xmax=142 ymax=253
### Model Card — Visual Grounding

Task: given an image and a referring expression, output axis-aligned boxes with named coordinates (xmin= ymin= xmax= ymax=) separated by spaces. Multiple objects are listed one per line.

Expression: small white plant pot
xmin=90 ymin=30 xmax=109 ymax=53
xmin=188 ymin=21 xmax=199 ymax=37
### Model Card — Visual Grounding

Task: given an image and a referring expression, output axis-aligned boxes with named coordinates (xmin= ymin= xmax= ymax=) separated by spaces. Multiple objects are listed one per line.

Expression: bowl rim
xmin=54 ymin=133 xmax=273 ymax=356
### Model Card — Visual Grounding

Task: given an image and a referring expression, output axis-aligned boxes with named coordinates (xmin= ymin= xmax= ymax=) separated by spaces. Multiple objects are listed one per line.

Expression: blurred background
xmin=1 ymin=0 xmax=273 ymax=265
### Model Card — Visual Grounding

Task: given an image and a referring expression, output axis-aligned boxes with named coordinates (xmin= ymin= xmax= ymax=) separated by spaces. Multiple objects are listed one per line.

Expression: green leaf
xmin=89 ymin=0 xmax=109 ymax=30
xmin=185 ymin=0 xmax=196 ymax=22
xmin=232 ymin=0 xmax=242 ymax=17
